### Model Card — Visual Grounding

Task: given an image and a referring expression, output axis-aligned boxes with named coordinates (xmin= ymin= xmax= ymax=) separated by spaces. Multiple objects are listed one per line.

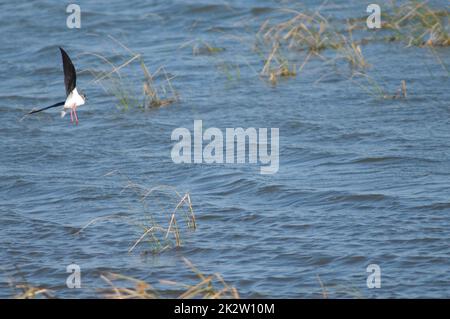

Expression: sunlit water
xmin=0 ymin=0 xmax=449 ymax=298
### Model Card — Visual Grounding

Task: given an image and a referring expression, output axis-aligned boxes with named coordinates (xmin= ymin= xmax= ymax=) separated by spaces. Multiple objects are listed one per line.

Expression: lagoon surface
xmin=0 ymin=0 xmax=449 ymax=298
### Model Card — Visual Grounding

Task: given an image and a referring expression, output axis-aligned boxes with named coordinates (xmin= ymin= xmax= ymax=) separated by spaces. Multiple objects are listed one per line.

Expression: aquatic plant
xmin=383 ymin=0 xmax=449 ymax=47
xmin=315 ymin=279 xmax=365 ymax=299
xmin=259 ymin=41 xmax=297 ymax=84
xmin=259 ymin=9 xmax=334 ymax=54
xmin=141 ymin=63 xmax=179 ymax=108
xmin=100 ymin=258 xmax=239 ymax=299
xmin=256 ymin=9 xmax=331 ymax=83
xmin=180 ymin=38 xmax=225 ymax=56
xmin=77 ymin=172 xmax=196 ymax=254
xmin=349 ymin=72 xmax=408 ymax=100
xmin=12 ymin=283 xmax=53 ymax=299
xmin=256 ymin=8 xmax=370 ymax=83
xmin=8 ymin=266 xmax=54 ymax=299
xmin=216 ymin=60 xmax=242 ymax=82
xmin=331 ymin=25 xmax=370 ymax=71
xmin=253 ymin=2 xmax=448 ymax=98
xmin=8 ymin=258 xmax=238 ymax=299
xmin=84 ymin=36 xmax=179 ymax=111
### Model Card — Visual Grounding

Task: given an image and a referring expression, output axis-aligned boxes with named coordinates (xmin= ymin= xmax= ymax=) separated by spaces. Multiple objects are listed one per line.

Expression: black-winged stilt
xmin=28 ymin=47 xmax=86 ymax=125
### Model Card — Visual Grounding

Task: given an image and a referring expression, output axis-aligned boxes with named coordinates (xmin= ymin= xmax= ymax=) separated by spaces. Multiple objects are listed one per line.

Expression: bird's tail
xmin=61 ymin=110 xmax=67 ymax=118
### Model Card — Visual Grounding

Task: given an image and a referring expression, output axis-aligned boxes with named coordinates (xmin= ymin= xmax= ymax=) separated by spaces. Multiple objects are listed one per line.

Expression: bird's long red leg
xmin=70 ymin=108 xmax=73 ymax=123
xmin=73 ymin=105 xmax=78 ymax=125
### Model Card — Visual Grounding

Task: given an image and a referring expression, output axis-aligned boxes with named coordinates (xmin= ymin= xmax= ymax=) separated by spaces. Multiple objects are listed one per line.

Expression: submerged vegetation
xmin=77 ymin=172 xmax=196 ymax=254
xmin=180 ymin=38 xmax=226 ymax=56
xmin=9 ymin=258 xmax=238 ymax=299
xmin=7 ymin=171 xmax=239 ymax=299
xmin=258 ymin=10 xmax=334 ymax=54
xmin=259 ymin=42 xmax=297 ymax=84
xmin=100 ymin=258 xmax=239 ymax=299
xmin=349 ymin=74 xmax=408 ymax=100
xmin=253 ymin=0 xmax=448 ymax=93
xmin=382 ymin=1 xmax=449 ymax=47
xmin=256 ymin=8 xmax=371 ymax=83
xmin=11 ymin=283 xmax=54 ymax=299
xmin=85 ymin=36 xmax=179 ymax=111
xmin=80 ymin=1 xmax=446 ymax=102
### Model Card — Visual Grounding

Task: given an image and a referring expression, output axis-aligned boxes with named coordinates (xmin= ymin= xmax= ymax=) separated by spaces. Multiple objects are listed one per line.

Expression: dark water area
xmin=0 ymin=1 xmax=449 ymax=298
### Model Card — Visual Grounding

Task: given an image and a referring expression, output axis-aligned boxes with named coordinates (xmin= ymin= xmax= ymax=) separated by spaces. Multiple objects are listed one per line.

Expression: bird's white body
xmin=61 ymin=88 xmax=85 ymax=118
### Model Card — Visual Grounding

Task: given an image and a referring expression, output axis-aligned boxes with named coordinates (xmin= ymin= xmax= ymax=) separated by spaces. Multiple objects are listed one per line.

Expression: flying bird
xmin=28 ymin=47 xmax=86 ymax=125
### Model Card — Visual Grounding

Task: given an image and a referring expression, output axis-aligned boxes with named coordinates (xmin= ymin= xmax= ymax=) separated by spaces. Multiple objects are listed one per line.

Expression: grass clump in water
xmin=259 ymin=42 xmax=297 ymax=85
xmin=85 ymin=36 xmax=179 ymax=111
xmin=383 ymin=1 xmax=449 ymax=47
xmin=259 ymin=9 xmax=334 ymax=54
xmin=349 ymin=73 xmax=408 ymax=100
xmin=100 ymin=258 xmax=239 ymax=299
xmin=141 ymin=64 xmax=179 ymax=108
xmin=8 ymin=258 xmax=239 ymax=299
xmin=256 ymin=8 xmax=369 ymax=83
xmin=77 ymin=172 xmax=196 ymax=254
xmin=11 ymin=283 xmax=53 ymax=299
xmin=7 ymin=266 xmax=54 ymax=299
xmin=255 ymin=9 xmax=330 ymax=83
xmin=180 ymin=38 xmax=226 ymax=56
xmin=331 ymin=26 xmax=370 ymax=71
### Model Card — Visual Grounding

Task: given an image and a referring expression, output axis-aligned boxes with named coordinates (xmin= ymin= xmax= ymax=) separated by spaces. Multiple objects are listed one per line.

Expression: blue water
xmin=0 ymin=0 xmax=449 ymax=298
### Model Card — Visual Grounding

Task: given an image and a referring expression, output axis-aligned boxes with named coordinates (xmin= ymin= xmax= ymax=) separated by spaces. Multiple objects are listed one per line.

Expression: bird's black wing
xmin=59 ymin=47 xmax=76 ymax=97
xmin=28 ymin=101 xmax=65 ymax=115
